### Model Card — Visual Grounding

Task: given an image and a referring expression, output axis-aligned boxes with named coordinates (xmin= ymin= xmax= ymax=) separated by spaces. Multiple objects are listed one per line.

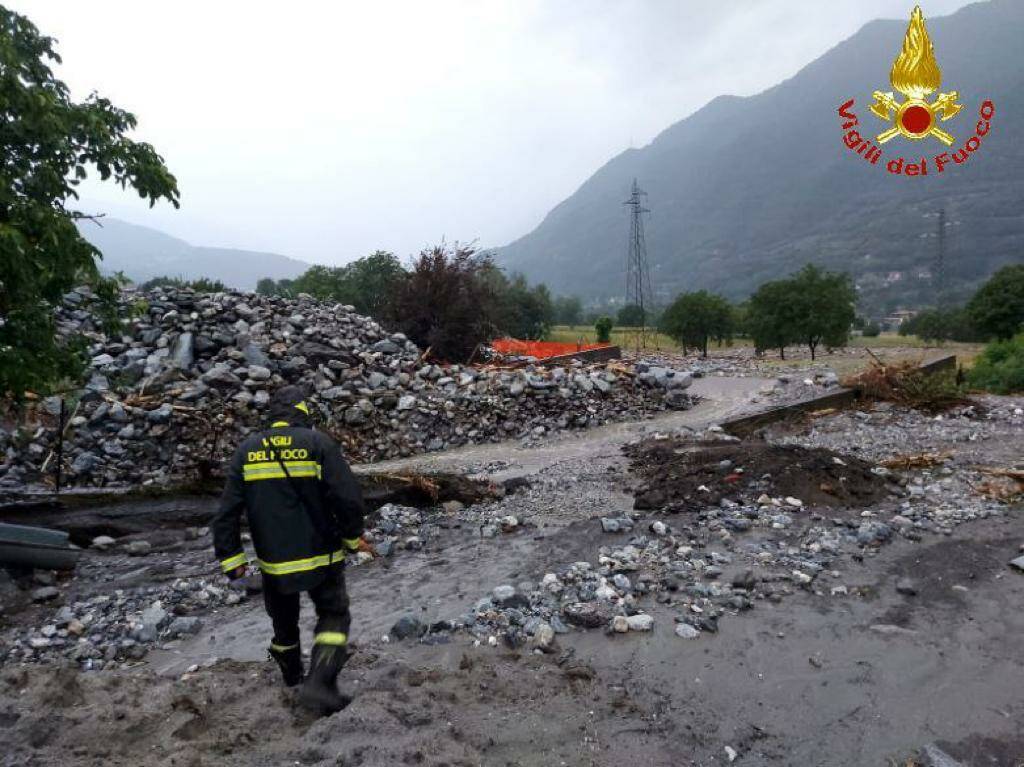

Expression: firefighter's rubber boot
xmin=297 ymin=644 xmax=351 ymax=715
xmin=269 ymin=642 xmax=304 ymax=687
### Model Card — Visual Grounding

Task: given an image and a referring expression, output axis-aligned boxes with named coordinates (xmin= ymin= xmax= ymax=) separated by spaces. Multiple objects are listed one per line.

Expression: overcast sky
xmin=13 ymin=0 xmax=976 ymax=265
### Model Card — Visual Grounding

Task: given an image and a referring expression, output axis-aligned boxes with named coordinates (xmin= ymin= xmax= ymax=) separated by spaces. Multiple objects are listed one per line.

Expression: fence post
xmin=54 ymin=397 xmax=65 ymax=495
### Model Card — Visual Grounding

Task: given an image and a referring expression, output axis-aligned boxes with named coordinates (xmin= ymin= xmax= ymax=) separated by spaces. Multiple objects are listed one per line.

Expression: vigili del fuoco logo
xmin=837 ymin=5 xmax=994 ymax=177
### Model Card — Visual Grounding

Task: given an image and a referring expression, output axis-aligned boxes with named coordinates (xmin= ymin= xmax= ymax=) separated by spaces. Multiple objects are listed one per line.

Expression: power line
xmin=935 ymin=207 xmax=946 ymax=306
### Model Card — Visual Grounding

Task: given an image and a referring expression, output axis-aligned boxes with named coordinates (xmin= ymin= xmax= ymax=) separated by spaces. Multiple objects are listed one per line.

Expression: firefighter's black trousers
xmin=262 ymin=564 xmax=351 ymax=649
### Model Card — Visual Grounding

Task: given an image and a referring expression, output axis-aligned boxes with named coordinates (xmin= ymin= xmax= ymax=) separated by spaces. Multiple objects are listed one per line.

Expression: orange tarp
xmin=491 ymin=339 xmax=610 ymax=359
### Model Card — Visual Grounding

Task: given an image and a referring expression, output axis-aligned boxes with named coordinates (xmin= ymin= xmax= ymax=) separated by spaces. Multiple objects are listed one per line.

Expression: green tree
xmin=660 ymin=290 xmax=733 ymax=357
xmin=289 ymin=251 xmax=405 ymax=319
xmin=616 ymin=303 xmax=646 ymax=327
xmin=256 ymin=277 xmax=296 ymax=298
xmin=291 ymin=265 xmax=350 ymax=302
xmin=341 ymin=250 xmax=405 ymax=318
xmin=497 ymin=273 xmax=554 ymax=340
xmin=0 ymin=8 xmax=179 ymax=396
xmin=594 ymin=316 xmax=614 ymax=343
xmin=256 ymin=277 xmax=278 ymax=296
xmin=788 ymin=265 xmax=856 ymax=360
xmin=899 ymin=307 xmax=979 ymax=343
xmin=746 ymin=280 xmax=799 ymax=359
xmin=553 ymin=295 xmax=583 ymax=326
xmin=731 ymin=302 xmax=750 ymax=338
xmin=967 ymin=265 xmax=1024 ymax=340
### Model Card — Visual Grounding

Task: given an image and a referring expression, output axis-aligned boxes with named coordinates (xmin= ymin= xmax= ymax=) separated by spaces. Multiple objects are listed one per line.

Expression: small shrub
xmin=862 ymin=322 xmax=881 ymax=338
xmin=595 ymin=316 xmax=614 ymax=343
xmin=968 ymin=334 xmax=1024 ymax=394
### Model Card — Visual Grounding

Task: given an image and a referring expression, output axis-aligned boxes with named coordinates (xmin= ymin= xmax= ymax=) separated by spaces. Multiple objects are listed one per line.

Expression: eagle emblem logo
xmin=870 ymin=5 xmax=962 ymax=146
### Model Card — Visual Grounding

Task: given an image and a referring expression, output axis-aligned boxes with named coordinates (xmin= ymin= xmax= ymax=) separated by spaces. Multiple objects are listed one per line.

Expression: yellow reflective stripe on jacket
xmin=314 ymin=631 xmax=348 ymax=646
xmin=242 ymin=460 xmax=322 ymax=482
xmin=342 ymin=537 xmax=362 ymax=551
xmin=256 ymin=549 xmax=346 ymax=576
xmin=220 ymin=552 xmax=248 ymax=572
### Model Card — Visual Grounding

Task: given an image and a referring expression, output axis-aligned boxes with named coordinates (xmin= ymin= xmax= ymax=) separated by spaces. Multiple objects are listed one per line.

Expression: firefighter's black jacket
xmin=212 ymin=414 xmax=365 ymax=593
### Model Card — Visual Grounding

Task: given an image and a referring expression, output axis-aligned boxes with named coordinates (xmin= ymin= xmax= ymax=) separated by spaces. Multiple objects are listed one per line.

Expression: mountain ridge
xmin=496 ymin=0 xmax=1023 ymax=314
xmin=78 ymin=218 xmax=310 ymax=291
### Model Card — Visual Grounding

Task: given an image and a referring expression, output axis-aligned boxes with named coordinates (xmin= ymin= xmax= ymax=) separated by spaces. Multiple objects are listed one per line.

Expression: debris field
xmin=0 ymin=334 xmax=1022 ymax=765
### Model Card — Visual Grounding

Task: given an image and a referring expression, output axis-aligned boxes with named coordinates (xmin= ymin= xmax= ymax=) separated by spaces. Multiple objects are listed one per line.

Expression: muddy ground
xmin=625 ymin=439 xmax=892 ymax=512
xmin=1 ymin=374 xmax=1023 ymax=767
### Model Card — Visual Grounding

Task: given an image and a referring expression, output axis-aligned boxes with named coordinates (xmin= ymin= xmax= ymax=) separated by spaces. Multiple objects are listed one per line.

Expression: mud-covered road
xmin=3 ymin=374 xmax=1023 ymax=767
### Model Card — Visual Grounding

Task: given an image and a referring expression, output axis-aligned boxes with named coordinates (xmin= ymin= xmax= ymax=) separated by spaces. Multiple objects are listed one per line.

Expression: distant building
xmin=882 ymin=309 xmax=917 ymax=331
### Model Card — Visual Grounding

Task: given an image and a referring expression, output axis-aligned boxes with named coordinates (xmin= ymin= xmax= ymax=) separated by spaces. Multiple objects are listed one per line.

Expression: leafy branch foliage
xmin=0 ymin=7 xmax=179 ymax=396
xmin=967 ymin=264 xmax=1024 ymax=341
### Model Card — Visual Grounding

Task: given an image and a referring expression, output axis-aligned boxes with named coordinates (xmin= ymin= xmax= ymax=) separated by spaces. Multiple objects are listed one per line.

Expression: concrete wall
xmin=721 ymin=354 xmax=958 ymax=437
xmin=537 ymin=345 xmax=622 ymax=367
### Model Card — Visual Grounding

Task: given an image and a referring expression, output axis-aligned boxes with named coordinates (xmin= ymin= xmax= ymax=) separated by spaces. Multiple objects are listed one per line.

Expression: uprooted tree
xmin=0 ymin=7 xmax=180 ymax=397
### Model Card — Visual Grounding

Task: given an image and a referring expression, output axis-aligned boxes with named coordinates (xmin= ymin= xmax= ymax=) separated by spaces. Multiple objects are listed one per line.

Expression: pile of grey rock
xmin=0 ymin=286 xmax=693 ymax=490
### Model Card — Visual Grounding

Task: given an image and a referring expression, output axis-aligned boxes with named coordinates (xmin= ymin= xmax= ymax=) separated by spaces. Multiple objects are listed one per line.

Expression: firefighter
xmin=212 ymin=385 xmax=366 ymax=714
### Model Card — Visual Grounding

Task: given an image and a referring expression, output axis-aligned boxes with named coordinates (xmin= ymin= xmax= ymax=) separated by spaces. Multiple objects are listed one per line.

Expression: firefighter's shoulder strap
xmin=265 ymin=429 xmax=340 ymax=560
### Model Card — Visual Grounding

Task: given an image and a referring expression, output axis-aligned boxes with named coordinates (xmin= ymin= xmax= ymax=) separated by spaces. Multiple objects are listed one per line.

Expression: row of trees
xmin=612 ymin=263 xmax=1024 ymax=360
xmin=141 ymin=275 xmax=227 ymax=293
xmin=198 ymin=258 xmax=1024 ymax=367
xmin=658 ymin=265 xmax=856 ymax=360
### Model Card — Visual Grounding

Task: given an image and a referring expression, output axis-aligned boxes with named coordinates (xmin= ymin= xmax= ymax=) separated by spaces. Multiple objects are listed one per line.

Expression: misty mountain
xmin=497 ymin=0 xmax=1024 ymax=315
xmin=78 ymin=218 xmax=309 ymax=291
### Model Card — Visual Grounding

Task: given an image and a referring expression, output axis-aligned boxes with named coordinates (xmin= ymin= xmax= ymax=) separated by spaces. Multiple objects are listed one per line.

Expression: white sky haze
xmin=10 ymin=0 xmax=976 ymax=264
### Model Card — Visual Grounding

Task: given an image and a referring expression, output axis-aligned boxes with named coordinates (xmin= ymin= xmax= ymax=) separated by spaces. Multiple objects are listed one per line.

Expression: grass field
xmin=548 ymin=325 xmax=679 ymax=350
xmin=548 ymin=326 xmax=984 ymax=367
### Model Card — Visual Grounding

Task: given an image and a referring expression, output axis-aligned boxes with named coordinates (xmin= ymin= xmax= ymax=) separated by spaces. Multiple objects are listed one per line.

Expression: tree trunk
xmin=779 ymin=346 xmax=786 ymax=360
